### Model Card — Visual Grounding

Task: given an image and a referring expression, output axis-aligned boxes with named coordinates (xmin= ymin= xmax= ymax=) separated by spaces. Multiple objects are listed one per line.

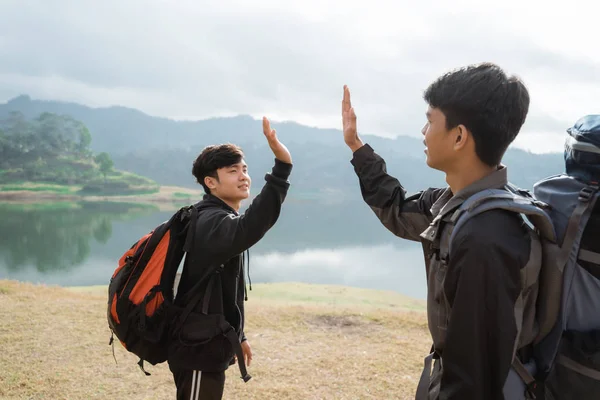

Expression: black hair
xmin=423 ymin=62 xmax=530 ymax=166
xmin=192 ymin=143 xmax=244 ymax=194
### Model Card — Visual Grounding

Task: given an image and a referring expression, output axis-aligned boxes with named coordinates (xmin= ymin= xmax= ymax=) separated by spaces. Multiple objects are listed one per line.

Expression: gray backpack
xmin=445 ymin=115 xmax=600 ymax=399
xmin=533 ymin=115 xmax=600 ymax=400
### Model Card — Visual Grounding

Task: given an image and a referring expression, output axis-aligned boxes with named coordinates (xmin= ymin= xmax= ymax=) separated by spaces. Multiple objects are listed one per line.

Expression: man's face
xmin=208 ymin=160 xmax=251 ymax=202
xmin=421 ymin=106 xmax=458 ymax=172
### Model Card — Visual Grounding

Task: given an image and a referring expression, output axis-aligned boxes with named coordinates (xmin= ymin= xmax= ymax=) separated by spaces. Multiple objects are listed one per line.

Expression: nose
xmin=421 ymin=123 xmax=428 ymax=136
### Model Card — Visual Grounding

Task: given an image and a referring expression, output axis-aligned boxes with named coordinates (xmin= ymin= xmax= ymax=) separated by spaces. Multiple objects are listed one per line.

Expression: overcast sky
xmin=1 ymin=0 xmax=598 ymax=153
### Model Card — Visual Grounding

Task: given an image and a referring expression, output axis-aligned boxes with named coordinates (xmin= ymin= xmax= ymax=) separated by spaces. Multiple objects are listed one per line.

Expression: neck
xmin=446 ymin=162 xmax=497 ymax=194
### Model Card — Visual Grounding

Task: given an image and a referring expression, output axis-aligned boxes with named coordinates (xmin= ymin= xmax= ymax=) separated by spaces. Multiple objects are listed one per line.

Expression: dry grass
xmin=0 ymin=281 xmax=430 ymax=400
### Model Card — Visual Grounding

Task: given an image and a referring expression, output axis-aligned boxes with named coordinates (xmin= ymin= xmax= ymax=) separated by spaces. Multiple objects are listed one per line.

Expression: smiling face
xmin=204 ymin=160 xmax=251 ymax=204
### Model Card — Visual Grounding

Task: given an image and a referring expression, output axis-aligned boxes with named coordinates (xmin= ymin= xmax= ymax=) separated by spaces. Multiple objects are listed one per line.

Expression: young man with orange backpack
xmin=167 ymin=117 xmax=293 ymax=399
xmin=108 ymin=117 xmax=292 ymax=400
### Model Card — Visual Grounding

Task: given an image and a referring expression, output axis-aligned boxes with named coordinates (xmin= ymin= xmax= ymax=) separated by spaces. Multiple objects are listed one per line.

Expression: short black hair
xmin=192 ymin=143 xmax=244 ymax=194
xmin=423 ymin=62 xmax=530 ymax=166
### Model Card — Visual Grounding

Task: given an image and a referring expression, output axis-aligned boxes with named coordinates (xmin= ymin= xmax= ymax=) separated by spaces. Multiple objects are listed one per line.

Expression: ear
xmin=453 ymin=124 xmax=469 ymax=151
xmin=204 ymin=176 xmax=218 ymax=190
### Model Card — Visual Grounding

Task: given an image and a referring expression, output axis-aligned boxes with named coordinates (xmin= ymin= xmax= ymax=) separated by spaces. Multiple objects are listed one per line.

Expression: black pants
xmin=171 ymin=368 xmax=226 ymax=400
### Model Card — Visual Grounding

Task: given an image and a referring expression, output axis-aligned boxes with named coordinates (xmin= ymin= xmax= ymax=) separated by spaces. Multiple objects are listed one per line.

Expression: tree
xmin=94 ymin=152 xmax=114 ymax=182
xmin=77 ymin=126 xmax=92 ymax=155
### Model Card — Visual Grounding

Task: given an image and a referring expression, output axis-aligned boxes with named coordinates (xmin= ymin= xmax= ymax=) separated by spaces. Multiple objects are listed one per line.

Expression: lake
xmin=0 ymin=196 xmax=428 ymax=300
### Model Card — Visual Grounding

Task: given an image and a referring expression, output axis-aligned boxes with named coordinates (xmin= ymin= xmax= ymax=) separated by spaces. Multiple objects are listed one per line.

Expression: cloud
xmin=0 ymin=0 xmax=598 ymax=153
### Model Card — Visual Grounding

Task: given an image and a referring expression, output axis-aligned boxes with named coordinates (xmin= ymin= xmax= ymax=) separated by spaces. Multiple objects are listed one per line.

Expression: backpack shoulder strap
xmin=447 ymin=188 xmax=557 ymax=255
xmin=557 ymin=185 xmax=599 ymax=267
xmin=445 ymin=187 xmax=564 ymax=342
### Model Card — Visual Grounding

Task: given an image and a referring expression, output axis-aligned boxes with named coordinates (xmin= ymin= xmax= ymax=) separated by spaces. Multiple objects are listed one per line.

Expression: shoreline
xmin=0 ymin=184 xmax=204 ymax=205
xmin=6 ymin=279 xmax=427 ymax=311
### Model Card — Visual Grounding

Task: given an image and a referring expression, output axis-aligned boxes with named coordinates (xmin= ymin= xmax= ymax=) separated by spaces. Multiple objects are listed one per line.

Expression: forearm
xmin=350 ymin=143 xmax=436 ymax=241
xmin=202 ymin=159 xmax=292 ymax=260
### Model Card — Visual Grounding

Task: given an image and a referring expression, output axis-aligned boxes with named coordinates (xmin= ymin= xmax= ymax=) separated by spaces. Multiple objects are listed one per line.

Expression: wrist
xmin=272 ymin=158 xmax=293 ymax=179
xmin=347 ymin=138 xmax=364 ymax=153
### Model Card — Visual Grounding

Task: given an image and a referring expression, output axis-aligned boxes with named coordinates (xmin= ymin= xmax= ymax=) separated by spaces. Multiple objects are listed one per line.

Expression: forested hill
xmin=0 ymin=111 xmax=157 ymax=195
xmin=0 ymin=95 xmax=565 ymax=195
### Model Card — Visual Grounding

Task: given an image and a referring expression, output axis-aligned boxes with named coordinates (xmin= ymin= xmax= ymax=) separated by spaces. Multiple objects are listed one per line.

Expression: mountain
xmin=0 ymin=95 xmax=565 ymax=195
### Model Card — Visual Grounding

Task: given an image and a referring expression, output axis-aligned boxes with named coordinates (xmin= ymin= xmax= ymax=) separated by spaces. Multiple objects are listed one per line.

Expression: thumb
xmin=267 ymin=128 xmax=278 ymax=142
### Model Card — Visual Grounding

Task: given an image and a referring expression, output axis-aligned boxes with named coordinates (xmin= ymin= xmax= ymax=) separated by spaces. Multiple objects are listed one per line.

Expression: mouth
xmin=239 ymin=184 xmax=249 ymax=190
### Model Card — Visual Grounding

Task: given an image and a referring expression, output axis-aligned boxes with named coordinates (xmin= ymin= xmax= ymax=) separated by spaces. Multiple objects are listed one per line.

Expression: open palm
xmin=342 ymin=85 xmax=363 ymax=151
xmin=263 ymin=117 xmax=292 ymax=164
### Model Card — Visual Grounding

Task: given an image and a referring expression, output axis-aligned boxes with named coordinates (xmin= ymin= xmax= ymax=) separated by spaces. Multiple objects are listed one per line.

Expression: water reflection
xmin=0 ymin=199 xmax=427 ymax=299
xmin=250 ymin=243 xmax=426 ymax=299
xmin=0 ymin=202 xmax=158 ymax=273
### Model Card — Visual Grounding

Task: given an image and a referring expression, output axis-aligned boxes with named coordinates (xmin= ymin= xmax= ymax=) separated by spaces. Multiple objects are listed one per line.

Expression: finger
xmin=342 ymin=85 xmax=351 ymax=112
xmin=263 ymin=116 xmax=271 ymax=135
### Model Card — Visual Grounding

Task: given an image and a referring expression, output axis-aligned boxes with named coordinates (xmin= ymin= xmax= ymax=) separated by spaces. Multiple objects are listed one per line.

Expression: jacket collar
xmin=202 ymin=193 xmax=239 ymax=215
xmin=430 ymin=165 xmax=509 ymax=219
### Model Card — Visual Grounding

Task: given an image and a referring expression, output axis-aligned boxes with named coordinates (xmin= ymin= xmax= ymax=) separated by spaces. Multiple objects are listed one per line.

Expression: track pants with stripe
xmin=171 ymin=368 xmax=226 ymax=400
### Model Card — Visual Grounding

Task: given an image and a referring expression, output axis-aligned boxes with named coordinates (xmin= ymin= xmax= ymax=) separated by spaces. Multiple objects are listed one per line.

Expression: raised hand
xmin=263 ymin=117 xmax=292 ymax=164
xmin=342 ymin=85 xmax=364 ymax=152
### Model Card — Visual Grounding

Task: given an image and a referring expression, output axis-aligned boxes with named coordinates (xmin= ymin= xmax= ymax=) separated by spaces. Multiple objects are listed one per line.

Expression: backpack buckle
xmin=579 ymin=186 xmax=597 ymax=202
xmin=525 ymin=381 xmax=538 ymax=399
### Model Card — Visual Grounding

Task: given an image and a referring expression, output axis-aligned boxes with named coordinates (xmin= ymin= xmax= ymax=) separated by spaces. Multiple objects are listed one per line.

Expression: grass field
xmin=0 ymin=281 xmax=430 ymax=399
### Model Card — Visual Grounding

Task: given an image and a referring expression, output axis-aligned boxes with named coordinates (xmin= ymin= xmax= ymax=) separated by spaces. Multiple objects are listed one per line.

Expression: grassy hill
xmin=0 ymin=280 xmax=429 ymax=400
xmin=0 ymin=110 xmax=207 ymax=203
xmin=0 ymin=110 xmax=163 ymax=196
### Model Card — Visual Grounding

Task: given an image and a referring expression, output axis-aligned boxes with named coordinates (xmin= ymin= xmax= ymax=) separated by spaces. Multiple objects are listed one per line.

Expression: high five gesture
xmin=263 ymin=117 xmax=292 ymax=164
xmin=342 ymin=85 xmax=364 ymax=152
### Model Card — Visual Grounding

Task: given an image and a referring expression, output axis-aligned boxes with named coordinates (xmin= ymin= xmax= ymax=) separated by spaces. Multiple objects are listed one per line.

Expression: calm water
xmin=0 ymin=197 xmax=427 ymax=299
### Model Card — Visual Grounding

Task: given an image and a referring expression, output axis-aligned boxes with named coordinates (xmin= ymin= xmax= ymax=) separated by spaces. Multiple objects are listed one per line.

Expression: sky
xmin=0 ymin=0 xmax=598 ymax=153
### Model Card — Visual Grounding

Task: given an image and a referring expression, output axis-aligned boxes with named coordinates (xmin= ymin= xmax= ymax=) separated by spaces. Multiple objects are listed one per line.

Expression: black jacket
xmin=351 ymin=143 xmax=530 ymax=399
xmin=172 ymin=158 xmax=292 ymax=369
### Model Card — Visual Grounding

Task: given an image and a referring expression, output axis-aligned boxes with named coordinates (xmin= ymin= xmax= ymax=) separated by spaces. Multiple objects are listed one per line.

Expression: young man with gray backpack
xmin=342 ymin=63 xmax=541 ymax=399
xmin=342 ymin=63 xmax=598 ymax=399
xmin=410 ymin=114 xmax=600 ymax=399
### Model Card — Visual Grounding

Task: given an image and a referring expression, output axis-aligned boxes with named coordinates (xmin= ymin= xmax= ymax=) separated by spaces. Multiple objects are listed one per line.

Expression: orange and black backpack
xmin=107 ymin=204 xmax=199 ymax=374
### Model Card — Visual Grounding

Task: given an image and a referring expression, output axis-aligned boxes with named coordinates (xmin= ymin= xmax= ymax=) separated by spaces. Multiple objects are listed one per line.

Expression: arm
xmin=198 ymin=116 xmax=292 ymax=263
xmin=439 ymin=212 xmax=528 ymax=400
xmin=341 ymin=85 xmax=442 ymax=241
xmin=351 ymin=143 xmax=443 ymax=241
xmin=198 ymin=158 xmax=291 ymax=262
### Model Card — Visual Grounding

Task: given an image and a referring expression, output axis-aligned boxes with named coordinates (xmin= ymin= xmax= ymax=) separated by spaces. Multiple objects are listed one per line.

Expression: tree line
xmin=0 ymin=111 xmax=114 ymax=184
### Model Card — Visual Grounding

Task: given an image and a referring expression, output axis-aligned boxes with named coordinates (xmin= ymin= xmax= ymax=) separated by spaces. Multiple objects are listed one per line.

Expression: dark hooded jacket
xmin=169 ymin=158 xmax=292 ymax=371
xmin=351 ymin=144 xmax=531 ymax=399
